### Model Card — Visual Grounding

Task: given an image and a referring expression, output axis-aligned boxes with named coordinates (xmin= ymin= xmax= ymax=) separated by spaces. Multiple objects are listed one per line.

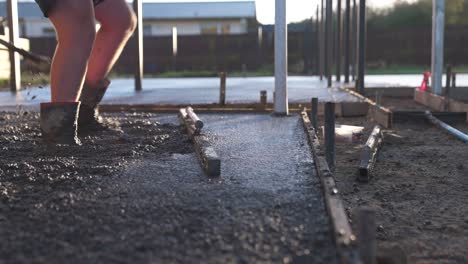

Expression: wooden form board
xmin=414 ymin=88 xmax=468 ymax=112
xmin=100 ymin=102 xmax=369 ymax=117
xmin=340 ymin=87 xmax=393 ymax=128
xmin=178 ymin=109 xmax=221 ymax=177
xmin=301 ymin=111 xmax=362 ymax=264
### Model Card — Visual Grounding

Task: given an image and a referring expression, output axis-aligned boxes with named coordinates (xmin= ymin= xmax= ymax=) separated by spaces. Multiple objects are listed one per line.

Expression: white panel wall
xmin=20 ymin=18 xmax=249 ymax=37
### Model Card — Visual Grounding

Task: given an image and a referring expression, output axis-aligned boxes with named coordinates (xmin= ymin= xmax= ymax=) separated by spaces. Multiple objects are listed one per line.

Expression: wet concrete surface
xmin=1 ymin=74 xmax=452 ymax=109
xmin=0 ymin=112 xmax=338 ymax=263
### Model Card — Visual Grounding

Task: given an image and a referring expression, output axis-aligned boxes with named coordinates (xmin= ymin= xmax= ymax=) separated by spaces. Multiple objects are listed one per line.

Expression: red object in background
xmin=420 ymin=72 xmax=432 ymax=91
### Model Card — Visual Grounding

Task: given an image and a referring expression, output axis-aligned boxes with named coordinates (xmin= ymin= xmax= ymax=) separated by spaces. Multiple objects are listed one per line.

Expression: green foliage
xmin=368 ymin=0 xmax=468 ymax=29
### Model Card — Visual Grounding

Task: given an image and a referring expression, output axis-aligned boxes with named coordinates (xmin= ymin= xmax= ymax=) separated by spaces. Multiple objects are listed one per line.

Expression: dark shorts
xmin=35 ymin=0 xmax=105 ymax=17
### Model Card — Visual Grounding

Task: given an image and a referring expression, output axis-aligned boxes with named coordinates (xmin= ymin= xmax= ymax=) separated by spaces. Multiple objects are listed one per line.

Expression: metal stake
xmin=324 ymin=102 xmax=335 ymax=171
xmin=311 ymin=97 xmax=319 ymax=130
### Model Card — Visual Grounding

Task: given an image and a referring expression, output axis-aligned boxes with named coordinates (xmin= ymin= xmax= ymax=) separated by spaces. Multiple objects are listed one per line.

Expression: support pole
xmin=326 ymin=0 xmax=333 ymax=87
xmin=336 ymin=0 xmax=342 ymax=82
xmin=351 ymin=0 xmax=357 ymax=81
xmin=344 ymin=0 xmax=351 ymax=83
xmin=320 ymin=0 xmax=325 ymax=80
xmin=316 ymin=5 xmax=320 ymax=76
xmin=356 ymin=0 xmax=366 ymax=94
xmin=133 ymin=0 xmax=143 ymax=91
xmin=7 ymin=0 xmax=20 ymax=92
xmin=325 ymin=102 xmax=336 ymax=171
xmin=431 ymin=0 xmax=445 ymax=95
xmin=274 ymin=0 xmax=288 ymax=115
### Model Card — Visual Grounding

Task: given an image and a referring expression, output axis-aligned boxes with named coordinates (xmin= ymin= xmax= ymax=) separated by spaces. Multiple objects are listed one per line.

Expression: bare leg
xmin=48 ymin=0 xmax=96 ymax=102
xmin=85 ymin=0 xmax=136 ymax=86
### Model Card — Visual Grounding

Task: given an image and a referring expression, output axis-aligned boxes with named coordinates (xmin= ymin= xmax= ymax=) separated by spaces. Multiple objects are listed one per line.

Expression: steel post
xmin=356 ymin=0 xmax=366 ymax=95
xmin=344 ymin=0 xmax=351 ymax=83
xmin=7 ymin=0 xmax=20 ymax=92
xmin=133 ymin=0 xmax=143 ymax=91
xmin=324 ymin=102 xmax=336 ymax=171
xmin=431 ymin=0 xmax=445 ymax=95
xmin=274 ymin=0 xmax=288 ymax=115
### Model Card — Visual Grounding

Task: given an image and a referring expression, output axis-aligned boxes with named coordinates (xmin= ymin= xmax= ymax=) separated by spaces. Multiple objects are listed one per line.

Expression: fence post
xmin=133 ymin=0 xmax=143 ymax=91
xmin=7 ymin=0 xmax=20 ymax=92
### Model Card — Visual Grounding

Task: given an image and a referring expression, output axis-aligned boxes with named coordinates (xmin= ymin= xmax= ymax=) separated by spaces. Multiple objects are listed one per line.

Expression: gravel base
xmin=0 ymin=112 xmax=338 ymax=263
xmin=333 ymin=116 xmax=468 ymax=264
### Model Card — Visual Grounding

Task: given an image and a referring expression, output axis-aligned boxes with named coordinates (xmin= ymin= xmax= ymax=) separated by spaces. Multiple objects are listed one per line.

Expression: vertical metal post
xmin=274 ymin=0 xmax=288 ymax=115
xmin=336 ymin=0 xmax=342 ymax=82
xmin=316 ymin=5 xmax=320 ymax=76
xmin=351 ymin=0 xmax=357 ymax=81
xmin=356 ymin=0 xmax=366 ymax=95
xmin=7 ymin=0 xmax=20 ymax=92
xmin=357 ymin=208 xmax=377 ymax=264
xmin=451 ymin=73 xmax=456 ymax=89
xmin=133 ymin=0 xmax=143 ymax=91
xmin=325 ymin=102 xmax=335 ymax=171
xmin=311 ymin=97 xmax=319 ymax=130
xmin=431 ymin=0 xmax=445 ymax=95
xmin=219 ymin=72 xmax=226 ymax=105
xmin=320 ymin=0 xmax=325 ymax=81
xmin=444 ymin=64 xmax=452 ymax=95
xmin=344 ymin=0 xmax=351 ymax=83
xmin=260 ymin=90 xmax=267 ymax=109
xmin=326 ymin=0 xmax=333 ymax=87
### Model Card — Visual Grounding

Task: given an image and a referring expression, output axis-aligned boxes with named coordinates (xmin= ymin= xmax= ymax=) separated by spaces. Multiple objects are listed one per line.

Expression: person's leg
xmin=48 ymin=0 xmax=96 ymax=102
xmin=77 ymin=0 xmax=136 ymax=133
xmin=85 ymin=0 xmax=136 ymax=86
xmin=39 ymin=0 xmax=96 ymax=145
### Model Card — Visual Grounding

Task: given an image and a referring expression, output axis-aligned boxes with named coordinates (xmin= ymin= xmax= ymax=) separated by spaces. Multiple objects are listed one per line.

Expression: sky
xmin=146 ymin=0 xmax=417 ymax=24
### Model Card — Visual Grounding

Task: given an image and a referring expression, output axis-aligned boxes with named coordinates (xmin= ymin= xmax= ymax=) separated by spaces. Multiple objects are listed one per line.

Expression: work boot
xmin=78 ymin=78 xmax=110 ymax=133
xmin=40 ymin=102 xmax=81 ymax=145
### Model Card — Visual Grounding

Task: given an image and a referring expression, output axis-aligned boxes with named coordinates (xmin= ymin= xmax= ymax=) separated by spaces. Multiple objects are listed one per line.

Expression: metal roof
xmin=0 ymin=1 xmax=256 ymax=19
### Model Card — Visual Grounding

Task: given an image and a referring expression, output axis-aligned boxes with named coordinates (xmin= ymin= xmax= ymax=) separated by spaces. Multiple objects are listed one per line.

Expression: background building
xmin=0 ymin=1 xmax=257 ymax=37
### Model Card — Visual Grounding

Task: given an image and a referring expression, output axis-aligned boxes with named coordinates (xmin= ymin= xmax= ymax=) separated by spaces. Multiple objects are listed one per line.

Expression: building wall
xmin=144 ymin=19 xmax=248 ymax=36
xmin=19 ymin=18 xmax=249 ymax=37
xmin=22 ymin=18 xmax=55 ymax=37
xmin=0 ymin=35 xmax=30 ymax=79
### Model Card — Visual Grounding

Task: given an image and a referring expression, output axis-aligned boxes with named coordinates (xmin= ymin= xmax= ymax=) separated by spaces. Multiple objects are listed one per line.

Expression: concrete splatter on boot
xmin=40 ymin=102 xmax=81 ymax=145
xmin=78 ymin=79 xmax=110 ymax=133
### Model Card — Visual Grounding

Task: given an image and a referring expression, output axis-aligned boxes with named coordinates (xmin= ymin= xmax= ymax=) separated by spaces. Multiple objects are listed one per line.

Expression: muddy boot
xmin=78 ymin=79 xmax=110 ymax=134
xmin=40 ymin=102 xmax=81 ymax=145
